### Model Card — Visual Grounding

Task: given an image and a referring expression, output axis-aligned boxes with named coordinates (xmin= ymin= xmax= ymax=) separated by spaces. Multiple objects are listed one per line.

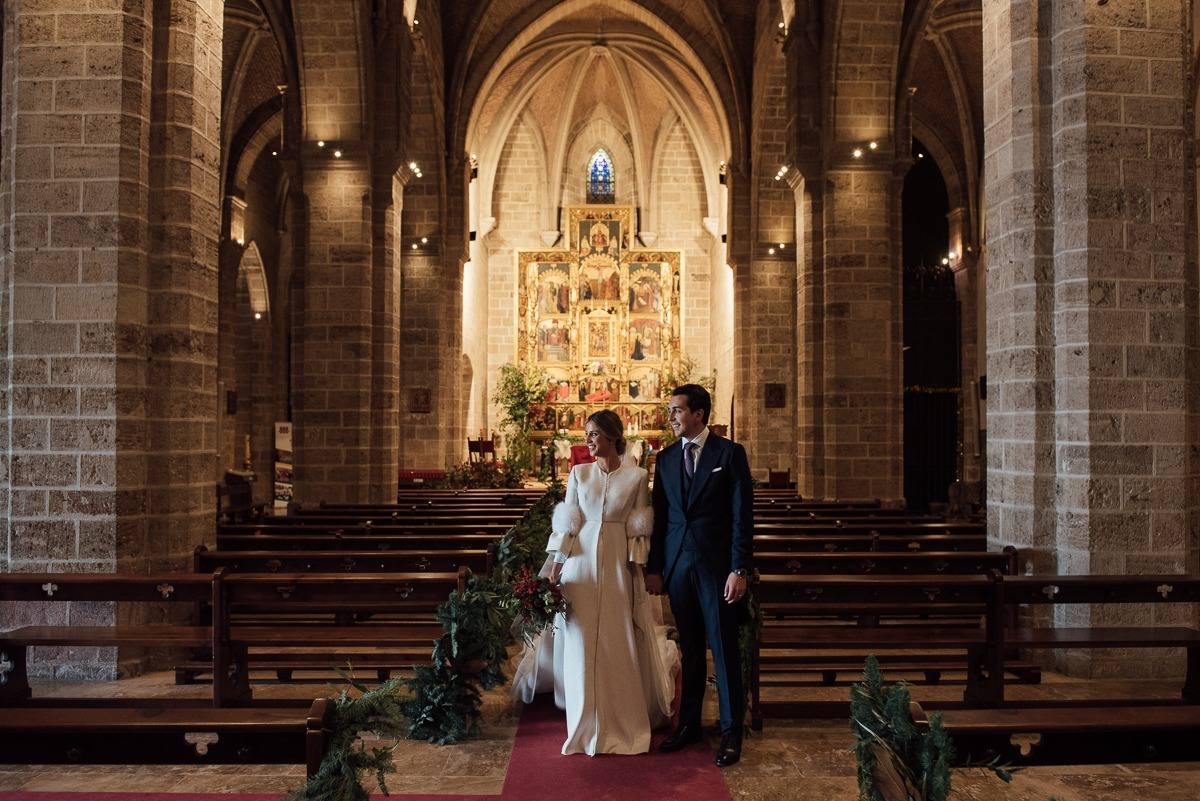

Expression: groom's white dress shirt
xmin=680 ymin=425 xmax=711 ymax=470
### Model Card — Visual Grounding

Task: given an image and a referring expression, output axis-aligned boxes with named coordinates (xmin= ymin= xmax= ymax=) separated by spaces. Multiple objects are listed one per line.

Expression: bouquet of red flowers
xmin=508 ymin=566 xmax=569 ymax=644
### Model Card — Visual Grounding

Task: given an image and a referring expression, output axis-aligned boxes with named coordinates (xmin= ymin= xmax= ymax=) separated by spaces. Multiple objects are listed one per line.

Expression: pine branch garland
xmin=288 ymin=484 xmax=563 ymax=799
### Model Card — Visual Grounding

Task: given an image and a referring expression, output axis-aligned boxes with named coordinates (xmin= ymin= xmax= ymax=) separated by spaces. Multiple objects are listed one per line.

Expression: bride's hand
xmin=549 ymin=561 xmax=564 ymax=584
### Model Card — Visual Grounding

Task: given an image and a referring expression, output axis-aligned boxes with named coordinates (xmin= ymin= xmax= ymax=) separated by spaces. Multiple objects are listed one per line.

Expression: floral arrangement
xmin=506 ymin=566 xmax=569 ymax=645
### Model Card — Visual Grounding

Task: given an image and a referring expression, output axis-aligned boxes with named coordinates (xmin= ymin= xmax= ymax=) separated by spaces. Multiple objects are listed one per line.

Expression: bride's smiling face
xmin=584 ymin=423 xmax=614 ymax=459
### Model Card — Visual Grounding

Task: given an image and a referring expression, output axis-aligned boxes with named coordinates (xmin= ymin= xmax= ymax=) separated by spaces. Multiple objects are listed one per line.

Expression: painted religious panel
xmin=584 ymin=311 xmax=615 ymax=361
xmin=536 ymin=263 xmax=572 ymax=315
xmin=536 ymin=319 xmax=571 ymax=363
xmin=517 ymin=207 xmax=682 ymax=437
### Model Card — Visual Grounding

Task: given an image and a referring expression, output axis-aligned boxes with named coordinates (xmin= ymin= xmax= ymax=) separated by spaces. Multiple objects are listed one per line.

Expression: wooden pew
xmin=178 ymin=569 xmax=467 ymax=685
xmin=750 ymin=574 xmax=996 ymax=724
xmin=0 ymin=571 xmax=247 ymax=707
xmin=755 ymin=549 xmax=1015 ymax=577
xmin=753 ymin=532 xmax=988 ymax=553
xmin=916 ymin=574 xmax=1200 ymax=766
xmin=911 ymin=703 xmax=1200 ymax=766
xmin=754 ymin=521 xmax=984 ymax=536
xmin=247 ymin=518 xmax=516 ymax=533
xmin=0 ymin=700 xmax=333 ymax=776
xmin=195 ymin=544 xmax=494 ymax=577
xmin=215 ymin=531 xmax=499 ymax=552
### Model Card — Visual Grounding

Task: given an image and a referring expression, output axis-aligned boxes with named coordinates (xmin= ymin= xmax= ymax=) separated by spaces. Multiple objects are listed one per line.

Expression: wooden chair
xmin=467 ymin=434 xmax=497 ymax=464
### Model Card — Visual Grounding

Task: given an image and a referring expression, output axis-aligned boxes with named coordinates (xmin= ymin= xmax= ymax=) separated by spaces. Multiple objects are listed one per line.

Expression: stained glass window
xmin=586 ymin=148 xmax=615 ymax=204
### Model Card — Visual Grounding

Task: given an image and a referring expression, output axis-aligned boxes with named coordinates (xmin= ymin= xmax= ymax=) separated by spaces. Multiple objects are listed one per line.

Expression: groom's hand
xmin=724 ymin=572 xmax=747 ymax=603
xmin=645 ymin=573 xmax=663 ymax=595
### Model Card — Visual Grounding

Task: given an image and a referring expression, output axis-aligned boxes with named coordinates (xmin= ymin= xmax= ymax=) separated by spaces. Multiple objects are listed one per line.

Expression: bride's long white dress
xmin=511 ymin=461 xmax=679 ymax=755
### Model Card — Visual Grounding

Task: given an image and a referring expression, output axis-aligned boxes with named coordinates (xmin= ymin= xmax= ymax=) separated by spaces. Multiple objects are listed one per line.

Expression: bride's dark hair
xmin=586 ymin=409 xmax=627 ymax=456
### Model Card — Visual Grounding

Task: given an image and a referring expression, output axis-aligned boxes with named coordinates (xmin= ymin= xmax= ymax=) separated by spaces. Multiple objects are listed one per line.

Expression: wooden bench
xmin=913 ymin=703 xmax=1200 ymax=766
xmin=195 ymin=544 xmax=494 ymax=577
xmin=245 ymin=518 xmax=516 ymax=533
xmin=215 ymin=531 xmax=500 ymax=552
xmin=972 ymin=574 xmax=1200 ymax=707
xmin=0 ymin=699 xmax=332 ymax=775
xmin=755 ymin=549 xmax=1015 ymax=577
xmin=0 ymin=572 xmax=246 ymax=707
xmin=753 ymin=532 xmax=988 ymax=552
xmin=750 ymin=574 xmax=997 ymax=724
xmin=178 ymin=569 xmax=467 ymax=685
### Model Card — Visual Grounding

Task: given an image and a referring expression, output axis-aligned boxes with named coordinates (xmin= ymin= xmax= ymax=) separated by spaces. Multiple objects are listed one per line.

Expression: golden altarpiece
xmin=518 ymin=205 xmax=682 ymax=440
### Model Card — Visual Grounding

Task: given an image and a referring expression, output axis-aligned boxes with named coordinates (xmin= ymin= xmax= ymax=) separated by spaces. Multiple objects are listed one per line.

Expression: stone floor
xmin=3 ymin=667 xmax=1200 ymax=800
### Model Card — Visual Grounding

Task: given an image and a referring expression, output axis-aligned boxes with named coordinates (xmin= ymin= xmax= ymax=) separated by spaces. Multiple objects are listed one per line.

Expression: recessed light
xmin=333 ymin=149 xmax=342 ymax=158
xmin=317 ymin=140 xmax=325 ymax=148
xmin=768 ymin=247 xmax=775 ymax=255
xmin=868 ymin=141 xmax=878 ymax=150
xmin=420 ymin=237 xmax=428 ymax=244
xmin=411 ymin=243 xmax=418 ymax=250
xmin=852 ymin=148 xmax=863 ymax=158
xmin=254 ymin=312 xmax=262 ymax=320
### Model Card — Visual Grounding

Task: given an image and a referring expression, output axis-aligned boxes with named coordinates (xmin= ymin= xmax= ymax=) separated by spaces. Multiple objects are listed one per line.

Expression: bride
xmin=511 ymin=409 xmax=678 ymax=755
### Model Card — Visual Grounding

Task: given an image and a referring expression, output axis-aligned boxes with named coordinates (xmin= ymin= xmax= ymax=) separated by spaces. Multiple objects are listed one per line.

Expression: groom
xmin=646 ymin=384 xmax=753 ymax=767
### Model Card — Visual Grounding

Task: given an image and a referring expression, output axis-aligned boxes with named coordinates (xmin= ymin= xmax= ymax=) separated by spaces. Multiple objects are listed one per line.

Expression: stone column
xmin=0 ymin=0 xmax=222 ymax=677
xmin=949 ymin=207 xmax=983 ymax=485
xmin=817 ymin=161 xmax=904 ymax=501
xmin=291 ymin=151 xmax=374 ymax=504
xmin=985 ymin=0 xmax=1200 ymax=673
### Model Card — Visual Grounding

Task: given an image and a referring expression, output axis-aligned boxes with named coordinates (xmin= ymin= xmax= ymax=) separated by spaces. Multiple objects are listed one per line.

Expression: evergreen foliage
xmin=287 ymin=672 xmax=412 ymax=801
xmin=288 ymin=484 xmax=562 ymax=798
xmin=850 ymin=656 xmax=1015 ymax=801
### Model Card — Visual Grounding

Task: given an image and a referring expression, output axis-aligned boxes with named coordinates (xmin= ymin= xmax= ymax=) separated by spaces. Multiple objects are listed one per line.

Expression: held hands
xmin=724 ymin=572 xmax=747 ymax=604
xmin=549 ymin=561 xmax=564 ymax=585
xmin=644 ymin=573 xmax=664 ymax=596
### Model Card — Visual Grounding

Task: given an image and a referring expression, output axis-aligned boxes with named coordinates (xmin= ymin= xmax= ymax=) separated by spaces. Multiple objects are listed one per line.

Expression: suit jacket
xmin=647 ymin=432 xmax=754 ymax=581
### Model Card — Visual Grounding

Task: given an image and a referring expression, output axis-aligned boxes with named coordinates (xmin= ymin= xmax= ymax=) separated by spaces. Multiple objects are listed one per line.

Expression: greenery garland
xmin=287 ymin=671 xmax=412 ymax=801
xmin=289 ymin=484 xmax=563 ymax=800
xmin=851 ymin=656 xmax=1017 ymax=801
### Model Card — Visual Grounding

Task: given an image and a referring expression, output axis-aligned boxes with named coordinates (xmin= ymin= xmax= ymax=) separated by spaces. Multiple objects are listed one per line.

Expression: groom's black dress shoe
xmin=714 ymin=730 xmax=742 ymax=767
xmin=658 ymin=723 xmax=704 ymax=753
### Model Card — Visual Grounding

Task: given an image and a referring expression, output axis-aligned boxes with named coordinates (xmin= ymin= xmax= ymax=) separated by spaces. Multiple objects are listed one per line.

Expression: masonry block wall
xmin=486 ymin=114 xmax=543 ymax=445
xmin=653 ymin=120 xmax=714 ymax=397
xmin=739 ymin=10 xmax=798 ymax=478
xmin=985 ymin=0 xmax=1200 ymax=677
xmin=0 ymin=0 xmax=223 ymax=678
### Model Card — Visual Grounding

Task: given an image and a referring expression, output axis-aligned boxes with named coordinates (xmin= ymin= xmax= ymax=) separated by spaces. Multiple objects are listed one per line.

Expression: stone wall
xmin=0 ymin=0 xmax=223 ymax=678
xmin=984 ymin=0 xmax=1200 ymax=676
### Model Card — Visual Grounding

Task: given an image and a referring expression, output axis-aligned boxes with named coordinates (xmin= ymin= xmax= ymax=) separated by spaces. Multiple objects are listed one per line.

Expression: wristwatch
xmin=733 ymin=568 xmax=748 ymax=578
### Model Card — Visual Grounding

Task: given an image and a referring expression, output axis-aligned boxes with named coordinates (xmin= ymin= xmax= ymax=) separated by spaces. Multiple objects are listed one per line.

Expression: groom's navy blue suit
xmin=648 ymin=431 xmax=753 ymax=735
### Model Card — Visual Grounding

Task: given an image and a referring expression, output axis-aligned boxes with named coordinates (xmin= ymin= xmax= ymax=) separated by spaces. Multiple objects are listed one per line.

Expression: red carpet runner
xmin=500 ymin=695 xmax=732 ymax=801
xmin=0 ymin=697 xmax=731 ymax=801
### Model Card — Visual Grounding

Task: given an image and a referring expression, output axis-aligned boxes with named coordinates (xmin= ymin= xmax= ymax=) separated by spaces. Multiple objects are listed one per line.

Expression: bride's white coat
xmin=512 ymin=461 xmax=679 ymax=755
